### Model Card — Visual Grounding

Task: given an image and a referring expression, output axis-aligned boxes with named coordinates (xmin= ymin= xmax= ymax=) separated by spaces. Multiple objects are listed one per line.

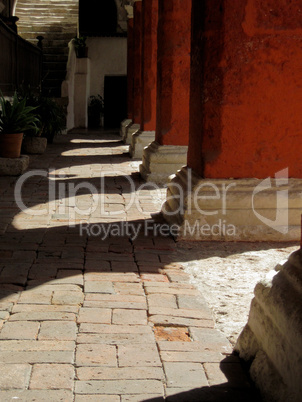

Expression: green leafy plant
xmin=0 ymin=91 xmax=39 ymax=135
xmin=73 ymin=36 xmax=87 ymax=49
xmin=17 ymin=86 xmax=66 ymax=143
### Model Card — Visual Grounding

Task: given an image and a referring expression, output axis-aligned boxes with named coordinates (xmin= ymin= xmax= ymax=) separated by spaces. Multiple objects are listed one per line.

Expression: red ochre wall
xmin=188 ymin=0 xmax=302 ymax=179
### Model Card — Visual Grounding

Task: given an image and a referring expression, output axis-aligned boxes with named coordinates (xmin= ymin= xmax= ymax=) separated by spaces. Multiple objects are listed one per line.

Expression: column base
xmin=162 ymin=166 xmax=301 ymax=241
xmin=235 ymin=249 xmax=302 ymax=402
xmin=130 ymin=130 xmax=155 ymax=159
xmin=123 ymin=123 xmax=140 ymax=145
xmin=139 ymin=141 xmax=188 ymax=185
xmin=120 ymin=119 xmax=132 ymax=138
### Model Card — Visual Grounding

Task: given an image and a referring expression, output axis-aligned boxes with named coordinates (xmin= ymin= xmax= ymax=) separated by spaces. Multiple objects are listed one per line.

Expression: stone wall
xmin=235 ymin=248 xmax=302 ymax=401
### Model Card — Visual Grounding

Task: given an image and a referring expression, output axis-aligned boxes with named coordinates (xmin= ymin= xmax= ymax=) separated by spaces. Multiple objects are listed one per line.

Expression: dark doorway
xmin=104 ymin=75 xmax=127 ymax=129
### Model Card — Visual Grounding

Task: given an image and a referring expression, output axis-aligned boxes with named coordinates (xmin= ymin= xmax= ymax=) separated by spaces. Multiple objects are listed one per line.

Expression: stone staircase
xmin=15 ymin=0 xmax=78 ymax=97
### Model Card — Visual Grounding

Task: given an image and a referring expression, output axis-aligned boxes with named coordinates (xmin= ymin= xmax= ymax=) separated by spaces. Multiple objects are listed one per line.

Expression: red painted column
xmin=132 ymin=1 xmax=143 ymax=125
xmin=127 ymin=17 xmax=134 ymax=120
xmin=155 ymin=0 xmax=191 ymax=146
xmin=187 ymin=0 xmax=302 ymax=179
xmin=141 ymin=0 xmax=158 ymax=132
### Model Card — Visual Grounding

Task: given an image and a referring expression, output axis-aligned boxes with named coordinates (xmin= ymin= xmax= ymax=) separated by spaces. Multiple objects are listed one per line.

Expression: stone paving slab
xmin=0 ymin=132 xmax=260 ymax=401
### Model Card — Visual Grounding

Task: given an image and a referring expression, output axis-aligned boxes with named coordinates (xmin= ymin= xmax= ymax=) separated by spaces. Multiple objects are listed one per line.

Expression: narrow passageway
xmin=0 ymin=130 xmax=260 ymax=401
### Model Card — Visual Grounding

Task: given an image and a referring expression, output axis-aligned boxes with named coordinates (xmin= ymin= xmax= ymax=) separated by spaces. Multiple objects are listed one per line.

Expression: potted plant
xmin=17 ymin=87 xmax=66 ymax=146
xmin=73 ymin=36 xmax=88 ymax=58
xmin=88 ymin=95 xmax=104 ymax=128
xmin=0 ymin=92 xmax=39 ymax=158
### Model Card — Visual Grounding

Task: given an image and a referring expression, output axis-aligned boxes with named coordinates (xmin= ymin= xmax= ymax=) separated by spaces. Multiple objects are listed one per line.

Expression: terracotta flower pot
xmin=0 ymin=133 xmax=24 ymax=158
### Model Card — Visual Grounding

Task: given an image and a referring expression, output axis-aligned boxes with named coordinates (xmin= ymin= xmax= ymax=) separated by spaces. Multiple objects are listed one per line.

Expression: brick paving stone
xmin=56 ymin=270 xmax=84 ymax=285
xmin=203 ymin=362 xmax=251 ymax=388
xmin=177 ymin=295 xmax=212 ymax=311
xmin=79 ymin=324 xmax=153 ymax=334
xmin=166 ymin=272 xmax=190 ymax=283
xmin=18 ymin=291 xmax=53 ymax=304
xmin=85 ymin=273 xmax=140 ymax=282
xmin=121 ymin=396 xmax=164 ymax=402
xmin=148 ymin=307 xmax=212 ymax=320
xmin=77 ymin=366 xmax=164 ymax=381
xmin=112 ymin=309 xmax=147 ymax=325
xmin=84 ymin=281 xmax=115 ymax=294
xmin=0 ymin=321 xmax=40 ymax=340
xmin=160 ymin=350 xmax=224 ymax=363
xmin=189 ymin=327 xmax=232 ymax=352
xmin=9 ymin=312 xmax=76 ymax=321
xmin=0 ymin=364 xmax=31 ymax=389
xmin=78 ymin=308 xmax=112 ymax=324
xmin=76 ymin=344 xmax=117 ymax=367
xmin=145 ymin=286 xmax=199 ymax=296
xmin=114 ymin=282 xmax=144 ymax=295
xmin=85 ymin=260 xmax=111 ymax=271
xmin=111 ymin=261 xmax=138 ymax=272
xmin=0 ymin=351 xmax=74 ymax=364
xmin=39 ymin=321 xmax=78 ymax=341
xmin=154 ymin=327 xmax=191 ymax=342
xmin=141 ymin=274 xmax=169 ymax=282
xmin=0 ymin=310 xmax=10 ymax=320
xmin=75 ymin=379 xmax=164 ymax=395
xmin=29 ymin=364 xmax=75 ymax=390
xmin=0 ymin=340 xmax=75 ymax=351
xmin=75 ymin=396 xmax=120 ymax=402
xmin=163 ymin=362 xmax=208 ymax=388
xmin=118 ymin=344 xmax=161 ymax=367
xmin=77 ymin=332 xmax=154 ymax=345
xmin=0 ymin=390 xmax=74 ymax=401
xmin=12 ymin=304 xmax=78 ymax=314
xmin=149 ymin=315 xmax=214 ymax=328
xmin=52 ymin=290 xmax=84 ymax=305
xmin=147 ymin=294 xmax=178 ymax=309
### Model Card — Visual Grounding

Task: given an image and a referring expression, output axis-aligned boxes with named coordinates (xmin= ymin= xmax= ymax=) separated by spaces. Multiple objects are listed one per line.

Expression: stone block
xmin=0 ymin=155 xmax=29 ymax=176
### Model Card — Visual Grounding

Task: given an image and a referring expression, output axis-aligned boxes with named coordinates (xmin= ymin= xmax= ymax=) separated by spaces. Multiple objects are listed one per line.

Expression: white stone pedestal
xmin=130 ymin=130 xmax=155 ymax=159
xmin=74 ymin=58 xmax=90 ymax=128
xmin=162 ymin=166 xmax=301 ymax=241
xmin=120 ymin=119 xmax=132 ymax=138
xmin=235 ymin=249 xmax=302 ymax=401
xmin=123 ymin=123 xmax=140 ymax=144
xmin=139 ymin=141 xmax=188 ymax=184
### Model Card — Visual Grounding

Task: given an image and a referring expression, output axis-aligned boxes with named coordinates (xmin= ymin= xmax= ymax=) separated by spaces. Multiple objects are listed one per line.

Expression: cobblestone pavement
xmin=0 ymin=131 xmax=261 ymax=401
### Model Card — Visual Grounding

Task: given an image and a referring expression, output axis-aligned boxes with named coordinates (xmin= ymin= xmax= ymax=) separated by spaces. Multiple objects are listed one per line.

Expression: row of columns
xmin=121 ymin=0 xmax=302 ymax=242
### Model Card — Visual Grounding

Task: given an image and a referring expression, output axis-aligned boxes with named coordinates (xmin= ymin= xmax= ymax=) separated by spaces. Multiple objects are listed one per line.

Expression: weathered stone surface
xmin=76 ymin=344 xmax=117 ymax=367
xmin=118 ymin=344 xmax=161 ymax=367
xmin=75 ymin=379 xmax=164 ymax=395
xmin=22 ymin=137 xmax=47 ymax=154
xmin=164 ymin=362 xmax=208 ymax=388
xmin=0 ymin=155 xmax=29 ymax=176
xmin=77 ymin=308 xmax=111 ymax=324
xmin=0 ymin=321 xmax=40 ymax=340
xmin=0 ymin=364 xmax=31 ymax=389
xmin=39 ymin=321 xmax=78 ymax=341
xmin=77 ymin=366 xmax=164 ymax=381
xmin=77 ymin=332 xmax=154 ymax=345
xmin=0 ymin=390 xmax=73 ymax=401
xmin=84 ymin=281 xmax=115 ymax=294
xmin=112 ymin=309 xmax=147 ymax=325
xmin=29 ymin=364 xmax=74 ymax=390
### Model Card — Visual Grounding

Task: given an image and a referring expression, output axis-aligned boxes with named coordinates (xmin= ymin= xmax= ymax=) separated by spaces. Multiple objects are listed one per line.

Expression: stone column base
xmin=139 ymin=141 xmax=188 ymax=184
xmin=0 ymin=155 xmax=29 ymax=176
xmin=235 ymin=249 xmax=302 ymax=401
xmin=162 ymin=166 xmax=301 ymax=241
xmin=123 ymin=123 xmax=140 ymax=145
xmin=130 ymin=130 xmax=155 ymax=159
xmin=120 ymin=119 xmax=132 ymax=138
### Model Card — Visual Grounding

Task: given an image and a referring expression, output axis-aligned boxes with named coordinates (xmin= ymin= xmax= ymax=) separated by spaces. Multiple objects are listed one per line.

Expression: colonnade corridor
xmin=0 ymin=130 xmax=261 ymax=401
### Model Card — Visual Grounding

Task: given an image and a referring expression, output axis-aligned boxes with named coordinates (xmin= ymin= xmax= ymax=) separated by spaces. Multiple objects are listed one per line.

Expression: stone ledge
xmin=130 ymin=130 xmax=155 ymax=159
xmin=162 ymin=166 xmax=302 ymax=241
xmin=0 ymin=155 xmax=29 ymax=176
xmin=140 ymin=142 xmax=188 ymax=185
xmin=120 ymin=119 xmax=132 ymax=138
xmin=123 ymin=123 xmax=140 ymax=145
